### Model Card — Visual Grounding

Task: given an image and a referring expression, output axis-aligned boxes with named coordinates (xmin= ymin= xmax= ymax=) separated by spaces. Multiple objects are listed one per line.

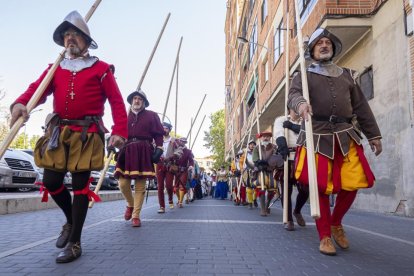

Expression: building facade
xmin=225 ymin=0 xmax=414 ymax=216
xmin=194 ymin=156 xmax=215 ymax=174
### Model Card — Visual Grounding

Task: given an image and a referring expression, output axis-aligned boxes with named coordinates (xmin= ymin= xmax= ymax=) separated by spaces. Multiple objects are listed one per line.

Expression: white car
xmin=0 ymin=149 xmax=39 ymax=192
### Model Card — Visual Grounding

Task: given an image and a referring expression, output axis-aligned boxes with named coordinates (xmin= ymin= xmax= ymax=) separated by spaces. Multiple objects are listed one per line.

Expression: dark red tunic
xmin=115 ymin=109 xmax=164 ymax=179
xmin=175 ymin=147 xmax=194 ymax=189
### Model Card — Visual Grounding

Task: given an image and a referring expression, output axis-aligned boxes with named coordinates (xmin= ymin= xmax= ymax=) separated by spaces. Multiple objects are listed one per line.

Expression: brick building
xmin=224 ymin=0 xmax=414 ymax=216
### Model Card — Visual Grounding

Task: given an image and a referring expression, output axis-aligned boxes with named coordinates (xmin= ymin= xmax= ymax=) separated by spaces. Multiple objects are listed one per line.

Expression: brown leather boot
xmin=293 ymin=212 xmax=306 ymax=227
xmin=56 ymin=223 xmax=72 ymax=248
xmin=331 ymin=225 xmax=349 ymax=249
xmin=284 ymin=221 xmax=294 ymax=231
xmin=56 ymin=242 xmax=82 ymax=263
xmin=319 ymin=237 xmax=336 ymax=256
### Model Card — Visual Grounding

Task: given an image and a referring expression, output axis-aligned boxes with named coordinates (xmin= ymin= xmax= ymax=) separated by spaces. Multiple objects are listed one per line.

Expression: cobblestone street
xmin=0 ymin=195 xmax=413 ymax=275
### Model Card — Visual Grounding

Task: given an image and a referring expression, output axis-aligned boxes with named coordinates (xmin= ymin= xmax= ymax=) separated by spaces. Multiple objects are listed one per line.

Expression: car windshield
xmin=108 ymin=165 xmax=115 ymax=173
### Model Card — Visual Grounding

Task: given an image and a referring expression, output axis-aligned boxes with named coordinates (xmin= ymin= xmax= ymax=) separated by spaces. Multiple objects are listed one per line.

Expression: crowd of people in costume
xmin=8 ymin=7 xmax=382 ymax=263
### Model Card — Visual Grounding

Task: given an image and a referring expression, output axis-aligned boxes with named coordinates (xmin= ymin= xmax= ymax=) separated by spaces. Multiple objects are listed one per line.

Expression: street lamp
xmin=24 ymin=108 xmax=43 ymax=149
xmin=237 ymin=36 xmax=268 ymax=50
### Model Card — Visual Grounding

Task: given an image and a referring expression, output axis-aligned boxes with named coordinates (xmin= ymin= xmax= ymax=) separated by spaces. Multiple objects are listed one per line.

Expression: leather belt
xmin=312 ymin=115 xmax=351 ymax=124
xmin=60 ymin=116 xmax=103 ymax=142
xmin=129 ymin=137 xmax=150 ymax=142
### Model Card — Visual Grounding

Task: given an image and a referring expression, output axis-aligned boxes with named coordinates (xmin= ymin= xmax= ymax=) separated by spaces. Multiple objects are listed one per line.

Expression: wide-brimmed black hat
xmin=127 ymin=89 xmax=149 ymax=107
xmin=53 ymin=11 xmax=98 ymax=49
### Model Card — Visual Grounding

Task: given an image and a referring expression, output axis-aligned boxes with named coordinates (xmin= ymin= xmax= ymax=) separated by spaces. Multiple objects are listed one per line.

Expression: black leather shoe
xmin=56 ymin=242 xmax=82 ymax=263
xmin=56 ymin=223 xmax=72 ymax=248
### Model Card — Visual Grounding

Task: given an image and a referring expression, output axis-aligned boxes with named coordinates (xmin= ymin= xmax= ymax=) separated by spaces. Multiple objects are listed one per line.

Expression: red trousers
xmin=156 ymin=164 xmax=174 ymax=208
xmin=315 ymin=189 xmax=357 ymax=240
xmin=175 ymin=171 xmax=187 ymax=192
xmin=234 ymin=184 xmax=246 ymax=203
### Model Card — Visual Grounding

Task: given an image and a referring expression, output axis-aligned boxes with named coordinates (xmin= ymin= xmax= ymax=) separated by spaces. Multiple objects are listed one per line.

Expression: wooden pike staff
xmin=252 ymin=72 xmax=266 ymax=192
xmin=282 ymin=1 xmax=291 ymax=224
xmin=190 ymin=114 xmax=206 ymax=151
xmin=229 ymin=123 xmax=237 ymax=201
xmin=293 ymin=0 xmax=320 ymax=218
xmin=186 ymin=94 xmax=207 ymax=139
xmin=162 ymin=36 xmax=183 ymax=122
xmin=174 ymin=56 xmax=179 ymax=137
xmin=0 ymin=0 xmax=102 ymax=160
xmin=89 ymin=12 xmax=171 ymax=208
xmin=236 ymin=125 xmax=252 ymax=202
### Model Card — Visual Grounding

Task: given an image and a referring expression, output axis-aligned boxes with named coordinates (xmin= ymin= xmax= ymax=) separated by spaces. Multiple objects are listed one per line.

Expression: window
xmin=249 ymin=19 xmax=258 ymax=63
xmin=273 ymin=19 xmax=284 ymax=65
xmin=238 ymin=102 xmax=244 ymax=130
xmin=358 ymin=67 xmax=374 ymax=100
xmin=261 ymin=0 xmax=268 ymax=26
xmin=298 ymin=0 xmax=317 ymax=24
xmin=246 ymin=78 xmax=257 ymax=116
xmin=404 ymin=7 xmax=413 ymax=36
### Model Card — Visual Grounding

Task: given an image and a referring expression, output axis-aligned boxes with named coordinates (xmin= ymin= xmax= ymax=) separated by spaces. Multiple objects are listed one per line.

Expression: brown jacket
xmin=288 ymin=69 xmax=381 ymax=159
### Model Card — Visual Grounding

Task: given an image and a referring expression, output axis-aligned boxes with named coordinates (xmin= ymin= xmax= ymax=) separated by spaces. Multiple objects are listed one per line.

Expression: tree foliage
xmin=203 ymin=109 xmax=228 ymax=169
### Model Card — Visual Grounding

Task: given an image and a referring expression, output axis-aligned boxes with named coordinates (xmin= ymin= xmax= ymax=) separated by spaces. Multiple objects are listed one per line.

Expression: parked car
xmin=0 ymin=149 xmax=38 ymax=192
xmin=63 ymin=172 xmax=72 ymax=190
xmin=146 ymin=178 xmax=158 ymax=190
xmin=18 ymin=149 xmax=43 ymax=189
xmin=89 ymin=171 xmax=119 ymax=190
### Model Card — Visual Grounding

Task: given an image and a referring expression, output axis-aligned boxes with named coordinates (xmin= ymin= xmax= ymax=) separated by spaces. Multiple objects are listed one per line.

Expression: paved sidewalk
xmin=0 ymin=196 xmax=413 ymax=275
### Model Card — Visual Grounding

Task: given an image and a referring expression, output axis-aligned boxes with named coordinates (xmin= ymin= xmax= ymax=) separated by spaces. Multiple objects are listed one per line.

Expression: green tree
xmin=29 ymin=135 xmax=41 ymax=149
xmin=10 ymin=132 xmax=28 ymax=149
xmin=203 ymin=109 xmax=228 ymax=169
xmin=0 ymin=122 xmax=8 ymax=143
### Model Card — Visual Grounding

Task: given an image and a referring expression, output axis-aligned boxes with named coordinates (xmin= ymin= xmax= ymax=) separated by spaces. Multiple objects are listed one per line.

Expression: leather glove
xmin=276 ymin=137 xmax=289 ymax=161
xmin=254 ymin=159 xmax=268 ymax=172
xmin=151 ymin=148 xmax=164 ymax=164
xmin=283 ymin=120 xmax=301 ymax=134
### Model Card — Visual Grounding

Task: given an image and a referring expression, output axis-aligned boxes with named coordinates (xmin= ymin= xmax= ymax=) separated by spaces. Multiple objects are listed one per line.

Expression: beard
xmin=132 ymin=103 xmax=143 ymax=112
xmin=318 ymin=51 xmax=333 ymax=61
xmin=66 ymin=45 xmax=82 ymax=57
xmin=261 ymin=141 xmax=270 ymax=146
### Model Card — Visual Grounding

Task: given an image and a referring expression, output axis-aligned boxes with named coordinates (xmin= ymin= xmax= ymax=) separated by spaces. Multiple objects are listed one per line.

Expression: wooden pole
xmin=293 ymin=0 xmax=320 ymax=219
xmin=88 ymin=151 xmax=114 ymax=208
xmin=174 ymin=57 xmax=179 ymax=137
xmin=162 ymin=37 xmax=183 ymax=122
xmin=229 ymin=122 xmax=236 ymax=201
xmin=190 ymin=114 xmax=206 ymax=151
xmin=0 ymin=0 xmax=103 ymax=160
xmin=136 ymin=13 xmax=171 ymax=91
xmin=282 ymin=1 xmax=290 ymax=224
xmin=189 ymin=118 xmax=193 ymax=148
xmin=90 ymin=13 xmax=171 ymax=208
xmin=252 ymin=72 xmax=265 ymax=191
xmin=236 ymin=126 xmax=252 ymax=201
xmin=186 ymin=94 xmax=207 ymax=139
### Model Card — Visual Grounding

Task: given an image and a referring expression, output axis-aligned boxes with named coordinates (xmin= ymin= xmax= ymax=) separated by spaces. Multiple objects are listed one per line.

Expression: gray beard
xmin=66 ymin=46 xmax=82 ymax=57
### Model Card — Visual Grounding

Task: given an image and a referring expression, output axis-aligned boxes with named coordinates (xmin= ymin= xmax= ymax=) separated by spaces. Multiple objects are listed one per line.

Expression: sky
xmin=0 ymin=0 xmax=226 ymax=158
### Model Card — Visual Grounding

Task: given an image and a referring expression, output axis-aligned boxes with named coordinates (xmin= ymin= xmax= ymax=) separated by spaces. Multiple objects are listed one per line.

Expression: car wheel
xmin=17 ymin=187 xmax=32 ymax=192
